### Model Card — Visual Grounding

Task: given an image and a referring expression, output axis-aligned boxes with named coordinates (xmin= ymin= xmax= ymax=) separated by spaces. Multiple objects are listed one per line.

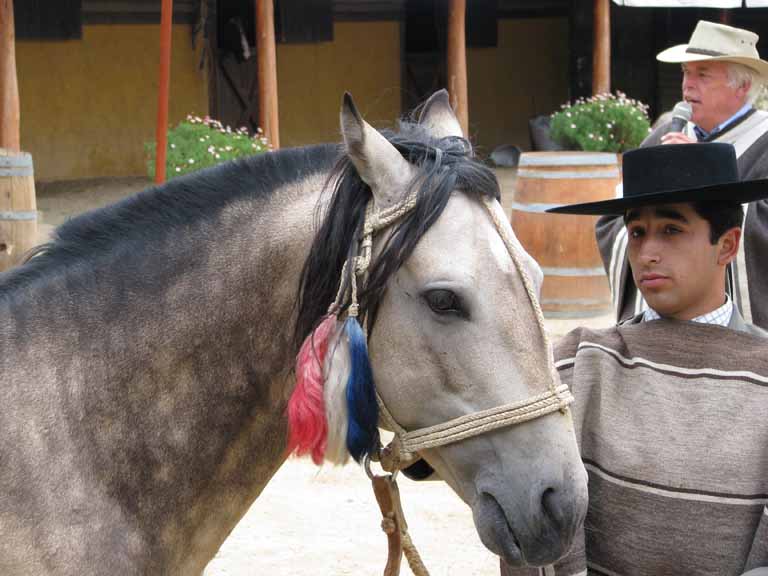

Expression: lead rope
xmin=368 ymin=459 xmax=430 ymax=576
xmin=341 ymin=189 xmax=572 ymax=576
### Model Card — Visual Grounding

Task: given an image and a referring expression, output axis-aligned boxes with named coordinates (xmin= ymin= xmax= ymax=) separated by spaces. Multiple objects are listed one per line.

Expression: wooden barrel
xmin=510 ymin=151 xmax=619 ymax=318
xmin=0 ymin=148 xmax=38 ymax=272
xmin=493 ymin=166 xmax=517 ymax=216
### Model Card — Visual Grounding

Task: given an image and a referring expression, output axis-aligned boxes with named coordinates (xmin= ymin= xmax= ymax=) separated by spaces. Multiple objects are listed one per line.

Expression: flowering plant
xmin=755 ymin=84 xmax=768 ymax=111
xmin=549 ymin=92 xmax=651 ymax=153
xmin=145 ymin=115 xmax=270 ymax=180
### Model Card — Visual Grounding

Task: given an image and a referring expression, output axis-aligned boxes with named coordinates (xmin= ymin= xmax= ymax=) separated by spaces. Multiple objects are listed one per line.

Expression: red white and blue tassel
xmin=287 ymin=204 xmax=381 ymax=465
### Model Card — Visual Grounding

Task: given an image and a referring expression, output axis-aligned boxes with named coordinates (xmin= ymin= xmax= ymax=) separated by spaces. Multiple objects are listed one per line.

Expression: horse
xmin=0 ymin=90 xmax=587 ymax=574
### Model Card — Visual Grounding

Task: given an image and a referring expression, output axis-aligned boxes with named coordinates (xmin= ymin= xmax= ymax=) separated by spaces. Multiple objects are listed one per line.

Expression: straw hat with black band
xmin=547 ymin=143 xmax=768 ymax=216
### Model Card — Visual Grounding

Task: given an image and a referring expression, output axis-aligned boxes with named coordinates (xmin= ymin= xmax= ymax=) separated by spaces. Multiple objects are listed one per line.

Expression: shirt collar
xmin=693 ymin=102 xmax=753 ymax=141
xmin=643 ymin=295 xmax=733 ymax=327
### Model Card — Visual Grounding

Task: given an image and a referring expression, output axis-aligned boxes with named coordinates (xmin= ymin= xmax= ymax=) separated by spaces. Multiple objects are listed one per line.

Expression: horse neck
xmin=0 ymin=170 xmax=329 ymax=572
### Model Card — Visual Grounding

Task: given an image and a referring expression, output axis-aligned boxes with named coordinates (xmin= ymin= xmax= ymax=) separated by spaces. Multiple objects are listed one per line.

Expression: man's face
xmin=626 ymin=203 xmax=737 ymax=320
xmin=682 ymin=61 xmax=749 ymax=133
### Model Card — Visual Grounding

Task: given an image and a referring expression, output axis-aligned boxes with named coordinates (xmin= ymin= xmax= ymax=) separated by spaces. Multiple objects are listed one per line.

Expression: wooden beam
xmin=154 ymin=0 xmax=173 ymax=183
xmin=0 ymin=0 xmax=20 ymax=152
xmin=256 ymin=0 xmax=280 ymax=149
xmin=592 ymin=0 xmax=611 ymax=95
xmin=447 ymin=0 xmax=468 ymax=137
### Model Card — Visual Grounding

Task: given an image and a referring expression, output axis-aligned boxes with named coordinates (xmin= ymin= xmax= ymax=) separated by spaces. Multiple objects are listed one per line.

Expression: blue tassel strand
xmin=344 ymin=317 xmax=379 ymax=462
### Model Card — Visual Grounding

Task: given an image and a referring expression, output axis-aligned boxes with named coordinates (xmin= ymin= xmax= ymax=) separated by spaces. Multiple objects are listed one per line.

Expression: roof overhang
xmin=612 ymin=0 xmax=768 ymax=7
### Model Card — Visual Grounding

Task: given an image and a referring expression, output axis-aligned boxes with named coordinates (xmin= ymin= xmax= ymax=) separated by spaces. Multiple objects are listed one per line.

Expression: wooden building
xmin=12 ymin=1 xmax=768 ymax=181
xmin=14 ymin=0 xmax=208 ymax=179
xmin=13 ymin=0 xmax=570 ymax=180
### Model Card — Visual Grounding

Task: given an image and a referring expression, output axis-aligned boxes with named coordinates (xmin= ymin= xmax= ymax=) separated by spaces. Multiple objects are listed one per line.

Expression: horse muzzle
xmin=472 ymin=472 xmax=588 ymax=567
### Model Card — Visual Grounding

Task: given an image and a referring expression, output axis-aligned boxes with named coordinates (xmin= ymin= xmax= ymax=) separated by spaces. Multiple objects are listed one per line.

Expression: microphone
xmin=669 ymin=101 xmax=692 ymax=133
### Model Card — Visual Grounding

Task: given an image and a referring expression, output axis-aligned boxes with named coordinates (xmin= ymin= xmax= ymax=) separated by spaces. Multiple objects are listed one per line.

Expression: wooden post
xmin=1 ymin=0 xmax=20 ymax=152
xmin=592 ymin=0 xmax=611 ymax=95
xmin=256 ymin=0 xmax=279 ymax=149
xmin=0 ymin=0 xmax=37 ymax=271
xmin=447 ymin=0 xmax=469 ymax=137
xmin=154 ymin=0 xmax=173 ymax=184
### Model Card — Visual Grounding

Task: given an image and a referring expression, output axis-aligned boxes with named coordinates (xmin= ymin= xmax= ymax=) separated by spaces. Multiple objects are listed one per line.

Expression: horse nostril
xmin=541 ymin=486 xmax=567 ymax=530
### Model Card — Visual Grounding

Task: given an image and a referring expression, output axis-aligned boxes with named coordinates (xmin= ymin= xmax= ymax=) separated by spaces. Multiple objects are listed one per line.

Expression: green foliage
xmin=145 ymin=115 xmax=270 ymax=180
xmin=549 ymin=92 xmax=652 ymax=153
xmin=754 ymin=84 xmax=768 ymax=111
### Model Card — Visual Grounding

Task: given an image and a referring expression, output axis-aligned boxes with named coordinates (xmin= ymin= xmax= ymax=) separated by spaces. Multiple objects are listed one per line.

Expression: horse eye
xmin=424 ymin=289 xmax=464 ymax=316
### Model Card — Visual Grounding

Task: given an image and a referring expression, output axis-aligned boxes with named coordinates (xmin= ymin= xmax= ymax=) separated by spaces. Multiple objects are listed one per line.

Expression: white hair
xmin=726 ymin=62 xmax=763 ymax=104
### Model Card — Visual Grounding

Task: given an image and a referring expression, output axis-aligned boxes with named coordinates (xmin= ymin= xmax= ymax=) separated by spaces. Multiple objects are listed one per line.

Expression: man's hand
xmin=660 ymin=132 xmax=697 ymax=145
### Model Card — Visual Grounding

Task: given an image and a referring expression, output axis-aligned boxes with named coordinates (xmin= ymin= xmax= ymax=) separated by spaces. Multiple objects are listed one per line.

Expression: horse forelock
xmin=294 ymin=121 xmax=499 ymax=351
xmin=0 ymin=144 xmax=340 ymax=298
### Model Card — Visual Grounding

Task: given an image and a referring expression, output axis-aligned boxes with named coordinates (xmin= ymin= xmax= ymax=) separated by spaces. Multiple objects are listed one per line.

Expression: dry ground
xmin=33 ymin=176 xmax=614 ymax=576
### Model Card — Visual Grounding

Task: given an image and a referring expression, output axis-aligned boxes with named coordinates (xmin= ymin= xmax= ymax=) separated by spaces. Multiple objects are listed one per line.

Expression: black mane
xmin=0 ymin=144 xmax=339 ymax=297
xmin=294 ymin=122 xmax=499 ymax=349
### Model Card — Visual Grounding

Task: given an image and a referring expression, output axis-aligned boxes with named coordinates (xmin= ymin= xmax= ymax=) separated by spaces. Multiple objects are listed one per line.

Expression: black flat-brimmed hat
xmin=546 ymin=143 xmax=768 ymax=215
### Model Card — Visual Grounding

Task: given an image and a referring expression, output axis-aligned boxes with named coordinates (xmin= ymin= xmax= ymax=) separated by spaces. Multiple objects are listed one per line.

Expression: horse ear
xmin=340 ymin=92 xmax=414 ymax=208
xmin=418 ymin=89 xmax=464 ymax=139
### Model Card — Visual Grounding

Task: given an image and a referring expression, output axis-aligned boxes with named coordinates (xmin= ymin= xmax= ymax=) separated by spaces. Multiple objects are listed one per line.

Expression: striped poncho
xmin=502 ymin=319 xmax=768 ymax=576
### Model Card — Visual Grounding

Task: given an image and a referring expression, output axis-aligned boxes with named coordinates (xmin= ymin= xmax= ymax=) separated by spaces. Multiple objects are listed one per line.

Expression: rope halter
xmin=333 ymin=175 xmax=574 ymax=474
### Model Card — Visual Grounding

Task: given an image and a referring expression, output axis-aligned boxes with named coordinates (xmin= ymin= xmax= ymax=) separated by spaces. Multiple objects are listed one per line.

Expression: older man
xmin=502 ymin=143 xmax=768 ymax=576
xmin=596 ymin=20 xmax=768 ymax=329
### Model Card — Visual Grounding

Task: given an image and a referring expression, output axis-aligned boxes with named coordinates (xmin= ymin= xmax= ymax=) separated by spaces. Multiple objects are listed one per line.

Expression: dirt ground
xmin=33 ymin=176 xmax=614 ymax=576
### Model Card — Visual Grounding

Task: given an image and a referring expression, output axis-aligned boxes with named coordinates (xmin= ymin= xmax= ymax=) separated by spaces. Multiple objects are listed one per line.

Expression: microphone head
xmin=672 ymin=101 xmax=692 ymax=121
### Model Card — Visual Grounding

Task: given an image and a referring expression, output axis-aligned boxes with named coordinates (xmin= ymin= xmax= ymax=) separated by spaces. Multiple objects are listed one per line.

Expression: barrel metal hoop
xmin=540 ymin=266 xmax=607 ymax=277
xmin=542 ymin=308 xmax=613 ymax=319
xmin=0 ymin=154 xmax=32 ymax=165
xmin=511 ymin=201 xmax=563 ymax=213
xmin=0 ymin=167 xmax=34 ymax=177
xmin=0 ymin=153 xmax=33 ymax=177
xmin=541 ymin=298 xmax=613 ymax=306
xmin=0 ymin=211 xmax=38 ymax=221
xmin=516 ymin=169 xmax=620 ymax=179
xmin=519 ymin=153 xmax=618 ymax=166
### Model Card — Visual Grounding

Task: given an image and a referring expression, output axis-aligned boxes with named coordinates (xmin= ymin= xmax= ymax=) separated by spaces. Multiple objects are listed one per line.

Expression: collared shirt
xmin=643 ymin=295 xmax=734 ymax=327
xmin=693 ymin=102 xmax=753 ymax=141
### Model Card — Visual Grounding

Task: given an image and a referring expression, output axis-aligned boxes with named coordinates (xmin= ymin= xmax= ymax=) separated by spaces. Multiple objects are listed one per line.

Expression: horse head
xmin=290 ymin=90 xmax=588 ymax=567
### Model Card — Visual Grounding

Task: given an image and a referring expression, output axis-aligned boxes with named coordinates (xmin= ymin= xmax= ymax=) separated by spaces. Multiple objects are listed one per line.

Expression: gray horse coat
xmin=0 ymin=92 xmax=588 ymax=574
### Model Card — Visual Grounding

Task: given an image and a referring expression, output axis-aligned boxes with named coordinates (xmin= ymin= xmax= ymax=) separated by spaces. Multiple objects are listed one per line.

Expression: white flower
xmin=188 ymin=158 xmax=195 ymax=164
xmin=570 ymin=123 xmax=576 ymax=129
xmin=170 ymin=143 xmax=176 ymax=149
xmin=175 ymin=167 xmax=181 ymax=172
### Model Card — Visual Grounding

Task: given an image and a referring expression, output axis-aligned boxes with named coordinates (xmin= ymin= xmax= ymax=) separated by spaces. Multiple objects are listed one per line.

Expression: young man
xmin=596 ymin=20 xmax=768 ymax=329
xmin=502 ymin=143 xmax=768 ymax=576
